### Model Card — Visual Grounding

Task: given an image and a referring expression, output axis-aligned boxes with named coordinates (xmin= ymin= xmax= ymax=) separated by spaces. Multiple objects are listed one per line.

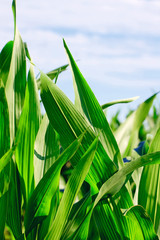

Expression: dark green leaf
xmin=24 ymin=134 xmax=84 ymax=236
xmin=45 ymin=137 xmax=98 ymax=240
xmin=63 ymin=39 xmax=122 ymax=168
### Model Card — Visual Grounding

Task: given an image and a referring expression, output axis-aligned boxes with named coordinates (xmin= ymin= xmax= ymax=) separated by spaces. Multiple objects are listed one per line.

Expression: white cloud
xmin=0 ymin=0 xmax=160 ymax=106
xmin=13 ymin=0 xmax=160 ymax=35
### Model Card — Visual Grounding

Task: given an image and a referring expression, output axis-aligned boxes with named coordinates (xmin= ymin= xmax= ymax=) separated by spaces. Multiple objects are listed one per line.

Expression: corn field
xmin=0 ymin=1 xmax=160 ymax=239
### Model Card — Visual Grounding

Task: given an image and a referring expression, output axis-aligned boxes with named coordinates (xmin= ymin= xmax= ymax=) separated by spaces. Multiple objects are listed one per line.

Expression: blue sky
xmin=1 ymin=0 xmax=160 ymax=120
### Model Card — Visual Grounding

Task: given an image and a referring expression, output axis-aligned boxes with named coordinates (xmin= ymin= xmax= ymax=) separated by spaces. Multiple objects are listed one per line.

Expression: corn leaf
xmin=40 ymin=72 xmax=117 ymax=191
xmin=4 ymin=0 xmax=26 ymax=144
xmin=6 ymin=160 xmax=24 ymax=240
xmin=101 ymin=96 xmax=139 ymax=109
xmin=36 ymin=64 xmax=68 ymax=89
xmin=0 ymin=41 xmax=13 ymax=86
xmin=0 ymin=147 xmax=16 ymax=173
xmin=45 ymin=137 xmax=98 ymax=240
xmin=34 ymin=114 xmax=60 ymax=185
xmin=0 ymin=193 xmax=8 ymax=239
xmin=139 ymin=127 xmax=160 ymax=236
xmin=70 ymin=151 xmax=160 ymax=239
xmin=15 ymin=64 xmax=41 ymax=202
xmin=63 ymin=40 xmax=134 ymax=212
xmin=0 ymin=147 xmax=15 ymax=239
xmin=38 ymin=192 xmax=60 ymax=240
xmin=63 ymin=190 xmax=131 ymax=240
xmin=90 ymin=187 xmax=133 ymax=240
xmin=0 ymin=83 xmax=10 ymax=158
xmin=115 ymin=93 xmax=157 ymax=157
xmin=0 ymin=67 xmax=13 ymax=240
xmin=34 ymin=114 xmax=60 ymax=239
xmin=61 ymin=192 xmax=92 ymax=240
xmin=124 ymin=205 xmax=158 ymax=240
xmin=63 ymin=39 xmax=122 ymax=168
xmin=94 ymin=151 xmax=160 ymax=207
xmin=63 ymin=40 xmax=135 ymax=229
xmin=66 ymin=210 xmax=93 ymax=240
xmin=93 ymin=201 xmax=122 ymax=240
xmin=24 ymin=134 xmax=84 ymax=236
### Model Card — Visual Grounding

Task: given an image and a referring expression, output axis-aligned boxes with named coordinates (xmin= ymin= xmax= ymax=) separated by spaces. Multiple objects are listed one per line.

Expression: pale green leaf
xmin=4 ymin=0 xmax=27 ymax=144
xmin=115 ymin=93 xmax=157 ymax=157
xmin=101 ymin=96 xmax=139 ymax=109
xmin=94 ymin=151 xmax=160 ymax=207
xmin=34 ymin=114 xmax=60 ymax=185
xmin=139 ymin=127 xmax=160 ymax=236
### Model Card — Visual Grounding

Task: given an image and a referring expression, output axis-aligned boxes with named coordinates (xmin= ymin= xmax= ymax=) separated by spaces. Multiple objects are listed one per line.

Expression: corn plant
xmin=0 ymin=1 xmax=160 ymax=239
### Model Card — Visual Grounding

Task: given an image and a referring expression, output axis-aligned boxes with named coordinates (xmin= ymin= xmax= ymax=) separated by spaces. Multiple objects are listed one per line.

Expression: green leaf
xmin=0 ymin=160 xmax=11 ymax=240
xmin=0 ymin=192 xmax=8 ymax=239
xmin=93 ymin=201 xmax=122 ymax=240
xmin=0 ymin=83 xmax=10 ymax=158
xmin=139 ymin=127 xmax=160 ymax=236
xmin=15 ymin=64 xmax=41 ymax=202
xmin=24 ymin=134 xmax=84 ymax=236
xmin=0 ymin=83 xmax=11 ymax=237
xmin=34 ymin=114 xmax=60 ymax=185
xmin=70 ymin=151 xmax=160 ymax=239
xmin=6 ymin=160 xmax=24 ymax=240
xmin=38 ymin=192 xmax=60 ymax=240
xmin=0 ymin=146 xmax=16 ymax=173
xmin=94 ymin=151 xmax=160 ymax=207
xmin=61 ymin=192 xmax=92 ymax=240
xmin=101 ymin=96 xmax=139 ymax=109
xmin=124 ymin=205 xmax=158 ymax=240
xmin=45 ymin=137 xmax=98 ymax=240
xmin=4 ymin=0 xmax=27 ymax=144
xmin=67 ymin=210 xmax=93 ymax=240
xmin=34 ymin=114 xmax=60 ymax=239
xmin=115 ymin=93 xmax=157 ymax=157
xmin=0 ymin=41 xmax=13 ymax=86
xmin=63 ymin=39 xmax=122 ymax=168
xmin=36 ymin=63 xmax=68 ymax=89
xmin=40 ymin=72 xmax=117 ymax=190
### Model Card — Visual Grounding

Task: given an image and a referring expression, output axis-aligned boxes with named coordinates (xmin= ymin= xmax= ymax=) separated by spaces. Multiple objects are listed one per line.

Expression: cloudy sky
xmin=1 ymin=0 xmax=160 ymax=119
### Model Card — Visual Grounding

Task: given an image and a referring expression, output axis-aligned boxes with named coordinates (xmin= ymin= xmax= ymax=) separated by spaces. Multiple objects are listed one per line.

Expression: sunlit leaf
xmin=34 ymin=114 xmax=60 ymax=185
xmin=36 ymin=63 xmax=68 ymax=89
xmin=115 ymin=93 xmax=157 ymax=157
xmin=15 ymin=64 xmax=41 ymax=202
xmin=124 ymin=205 xmax=158 ymax=240
xmin=40 ymin=71 xmax=117 ymax=190
xmin=101 ymin=96 xmax=139 ymax=109
xmin=63 ymin=39 xmax=122 ymax=168
xmin=4 ymin=0 xmax=26 ymax=144
xmin=139 ymin=127 xmax=160 ymax=236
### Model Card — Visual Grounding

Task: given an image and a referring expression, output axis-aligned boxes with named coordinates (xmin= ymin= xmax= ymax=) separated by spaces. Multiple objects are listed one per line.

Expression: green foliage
xmin=0 ymin=1 xmax=160 ymax=239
